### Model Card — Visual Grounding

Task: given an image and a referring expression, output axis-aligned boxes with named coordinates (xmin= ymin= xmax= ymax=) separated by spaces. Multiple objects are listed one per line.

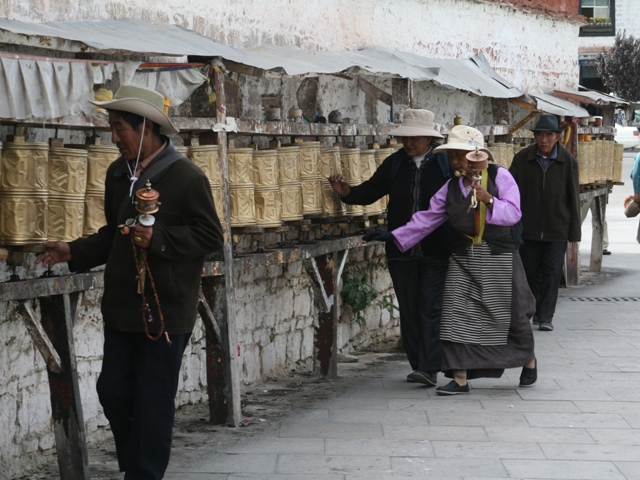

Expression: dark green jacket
xmin=509 ymin=142 xmax=581 ymax=243
xmin=69 ymin=141 xmax=224 ymax=334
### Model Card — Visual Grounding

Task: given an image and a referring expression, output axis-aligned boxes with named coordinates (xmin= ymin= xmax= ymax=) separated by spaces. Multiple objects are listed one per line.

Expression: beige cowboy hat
xmin=90 ymin=84 xmax=179 ymax=135
xmin=434 ymin=125 xmax=494 ymax=161
xmin=389 ymin=109 xmax=444 ymax=138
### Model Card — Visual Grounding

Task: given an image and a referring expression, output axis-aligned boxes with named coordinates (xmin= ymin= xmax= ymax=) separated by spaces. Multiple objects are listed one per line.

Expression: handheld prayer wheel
xmin=47 ymin=147 xmax=88 ymax=241
xmin=228 ymin=147 xmax=256 ymax=227
xmin=83 ymin=145 xmax=119 ymax=236
xmin=339 ymin=147 xmax=363 ymax=217
xmin=135 ymin=180 xmax=161 ymax=226
xmin=0 ymin=139 xmax=49 ymax=245
xmin=252 ymin=149 xmax=281 ymax=227
xmin=320 ymin=146 xmax=346 ymax=217
xmin=277 ymin=146 xmax=303 ymax=222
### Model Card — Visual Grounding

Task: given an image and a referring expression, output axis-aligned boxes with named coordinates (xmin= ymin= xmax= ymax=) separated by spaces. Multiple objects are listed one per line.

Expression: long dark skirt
xmin=441 ymin=245 xmax=536 ymax=380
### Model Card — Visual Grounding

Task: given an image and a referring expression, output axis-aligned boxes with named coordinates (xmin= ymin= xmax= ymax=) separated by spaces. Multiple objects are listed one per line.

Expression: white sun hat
xmin=91 ymin=84 xmax=179 ymax=135
xmin=389 ymin=109 xmax=444 ymax=138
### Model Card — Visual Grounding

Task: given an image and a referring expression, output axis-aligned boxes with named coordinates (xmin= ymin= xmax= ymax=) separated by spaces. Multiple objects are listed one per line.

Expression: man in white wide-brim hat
xmin=329 ymin=108 xmax=451 ymax=388
xmin=37 ymin=84 xmax=224 ymax=479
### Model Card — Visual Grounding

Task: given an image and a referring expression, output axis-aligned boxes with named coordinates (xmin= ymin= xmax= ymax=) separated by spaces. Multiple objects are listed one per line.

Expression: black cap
xmin=532 ymin=114 xmax=561 ymax=133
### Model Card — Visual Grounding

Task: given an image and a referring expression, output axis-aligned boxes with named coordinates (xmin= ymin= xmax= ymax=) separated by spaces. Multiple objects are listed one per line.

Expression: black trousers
xmin=519 ymin=240 xmax=567 ymax=324
xmin=97 ymin=327 xmax=191 ymax=480
xmin=387 ymin=256 xmax=449 ymax=375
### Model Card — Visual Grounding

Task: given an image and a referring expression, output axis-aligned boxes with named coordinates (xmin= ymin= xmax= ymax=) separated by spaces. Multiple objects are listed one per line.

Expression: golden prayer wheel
xmin=339 ymin=148 xmax=363 ymax=217
xmin=228 ymin=148 xmax=256 ymax=227
xmin=613 ymin=143 xmax=624 ymax=183
xmin=298 ymin=142 xmax=323 ymax=215
xmin=254 ymin=185 xmax=281 ymax=227
xmin=577 ymin=142 xmax=590 ymax=185
xmin=0 ymin=141 xmax=49 ymax=245
xmin=594 ymin=139 xmax=604 ymax=182
xmin=187 ymin=145 xmax=221 ymax=186
xmin=360 ymin=149 xmax=382 ymax=215
xmin=604 ymin=140 xmax=614 ymax=181
xmin=503 ymin=143 xmax=515 ymax=169
xmin=587 ymin=141 xmax=596 ymax=184
xmin=319 ymin=147 xmax=346 ymax=217
xmin=47 ymin=147 xmax=88 ymax=242
xmin=84 ymin=145 xmax=119 ymax=236
xmin=298 ymin=141 xmax=321 ymax=177
xmin=277 ymin=146 xmax=303 ymax=221
xmin=375 ymin=148 xmax=393 ymax=212
xmin=252 ymin=149 xmax=279 ymax=187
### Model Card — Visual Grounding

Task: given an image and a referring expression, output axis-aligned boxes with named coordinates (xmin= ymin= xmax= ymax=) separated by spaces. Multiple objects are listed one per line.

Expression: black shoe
xmin=519 ymin=359 xmax=537 ymax=387
xmin=407 ymin=370 xmax=437 ymax=386
xmin=539 ymin=322 xmax=554 ymax=331
xmin=532 ymin=316 xmax=541 ymax=325
xmin=436 ymin=380 xmax=470 ymax=395
xmin=603 ymin=249 xmax=612 ymax=255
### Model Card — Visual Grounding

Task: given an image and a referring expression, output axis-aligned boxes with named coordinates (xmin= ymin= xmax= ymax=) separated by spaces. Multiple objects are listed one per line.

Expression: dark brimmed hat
xmin=532 ymin=114 xmax=561 ymax=133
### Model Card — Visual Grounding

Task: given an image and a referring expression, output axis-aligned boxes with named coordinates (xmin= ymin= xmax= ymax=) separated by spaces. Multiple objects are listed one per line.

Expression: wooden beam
xmin=357 ymin=77 xmax=392 ymax=106
xmin=212 ymin=63 xmax=242 ymax=427
xmin=16 ymin=301 xmax=63 ymax=373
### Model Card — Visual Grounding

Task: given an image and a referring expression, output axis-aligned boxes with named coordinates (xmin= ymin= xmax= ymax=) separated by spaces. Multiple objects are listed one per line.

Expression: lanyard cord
xmin=125 ymin=117 xmax=146 ymax=198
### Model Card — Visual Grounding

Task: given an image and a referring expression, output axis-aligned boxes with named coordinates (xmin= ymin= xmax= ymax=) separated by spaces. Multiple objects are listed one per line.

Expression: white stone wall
xmin=0 ymin=244 xmax=396 ymax=477
xmin=2 ymin=0 xmax=578 ymax=92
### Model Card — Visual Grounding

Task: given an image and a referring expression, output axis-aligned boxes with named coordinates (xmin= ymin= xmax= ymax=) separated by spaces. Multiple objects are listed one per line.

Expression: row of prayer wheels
xmin=179 ymin=142 xmax=395 ymax=228
xmin=0 ymin=138 xmax=118 ymax=245
xmin=0 ymin=139 xmax=398 ymax=245
xmin=577 ymin=139 xmax=624 ymax=185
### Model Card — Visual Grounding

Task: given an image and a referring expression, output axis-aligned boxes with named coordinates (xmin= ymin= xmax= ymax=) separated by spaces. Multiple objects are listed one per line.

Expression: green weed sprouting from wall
xmin=340 ymin=264 xmax=378 ymax=324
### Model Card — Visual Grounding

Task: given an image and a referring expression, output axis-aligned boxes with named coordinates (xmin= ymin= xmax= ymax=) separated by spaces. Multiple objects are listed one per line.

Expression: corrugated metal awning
xmin=0 ymin=18 xmax=522 ymax=99
xmin=554 ymin=88 xmax=629 ymax=107
xmin=530 ymin=93 xmax=590 ymax=117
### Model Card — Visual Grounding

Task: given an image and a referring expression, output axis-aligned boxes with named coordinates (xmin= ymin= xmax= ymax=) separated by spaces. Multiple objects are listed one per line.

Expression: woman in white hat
xmin=365 ymin=125 xmax=537 ymax=395
xmin=329 ymin=109 xmax=451 ymax=388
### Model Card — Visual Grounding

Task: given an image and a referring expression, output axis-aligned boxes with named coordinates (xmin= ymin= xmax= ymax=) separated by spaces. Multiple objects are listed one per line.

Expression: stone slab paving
xmin=164 ymin=150 xmax=640 ymax=479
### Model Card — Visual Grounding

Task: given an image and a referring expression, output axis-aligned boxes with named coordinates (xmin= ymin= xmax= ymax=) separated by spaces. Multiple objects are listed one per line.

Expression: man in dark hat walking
xmin=509 ymin=114 xmax=581 ymax=332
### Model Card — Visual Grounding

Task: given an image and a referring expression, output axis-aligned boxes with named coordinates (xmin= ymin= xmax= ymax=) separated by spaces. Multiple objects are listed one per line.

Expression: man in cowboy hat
xmin=37 ymin=84 xmax=224 ymax=479
xmin=509 ymin=113 xmax=581 ymax=332
xmin=329 ymin=109 xmax=451 ymax=387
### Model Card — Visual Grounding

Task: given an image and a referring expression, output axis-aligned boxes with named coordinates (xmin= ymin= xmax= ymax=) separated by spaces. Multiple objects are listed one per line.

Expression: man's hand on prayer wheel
xmin=36 ymin=241 xmax=72 ymax=267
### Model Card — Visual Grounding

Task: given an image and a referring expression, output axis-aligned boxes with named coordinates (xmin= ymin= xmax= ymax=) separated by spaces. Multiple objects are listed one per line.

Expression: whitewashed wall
xmin=0 ymin=0 xmax=580 ymax=475
xmin=2 ymin=0 xmax=579 ymax=92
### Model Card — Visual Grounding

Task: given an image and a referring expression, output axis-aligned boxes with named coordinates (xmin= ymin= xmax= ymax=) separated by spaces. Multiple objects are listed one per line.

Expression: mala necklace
xmin=130 ymin=234 xmax=171 ymax=345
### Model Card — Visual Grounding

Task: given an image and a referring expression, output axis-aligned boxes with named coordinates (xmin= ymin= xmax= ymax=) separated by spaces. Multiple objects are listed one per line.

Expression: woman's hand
xmin=472 ymin=183 xmax=493 ymax=206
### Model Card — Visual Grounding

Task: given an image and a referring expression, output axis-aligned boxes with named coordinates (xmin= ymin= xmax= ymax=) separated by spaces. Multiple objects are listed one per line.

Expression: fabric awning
xmin=0 ymin=18 xmax=523 ymax=99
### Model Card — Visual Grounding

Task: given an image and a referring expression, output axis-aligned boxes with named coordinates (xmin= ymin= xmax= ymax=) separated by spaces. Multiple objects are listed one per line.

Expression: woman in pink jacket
xmin=365 ymin=126 xmax=537 ymax=395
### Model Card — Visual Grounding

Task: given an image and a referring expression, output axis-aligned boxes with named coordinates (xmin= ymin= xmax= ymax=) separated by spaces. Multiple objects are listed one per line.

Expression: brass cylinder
xmin=577 ymin=142 xmax=590 ymax=185
xmin=0 ymin=142 xmax=49 ymax=244
xmin=360 ymin=149 xmax=382 ymax=215
xmin=298 ymin=141 xmax=321 ymax=177
xmin=228 ymin=148 xmax=254 ymax=184
xmin=48 ymin=147 xmax=88 ymax=195
xmin=229 ymin=183 xmax=256 ymax=227
xmin=340 ymin=148 xmax=363 ymax=216
xmin=188 ymin=145 xmax=220 ymax=186
xmin=0 ymin=192 xmax=48 ymax=245
xmin=613 ymin=143 xmax=624 ymax=183
xmin=320 ymin=147 xmax=345 ymax=217
xmin=82 ymin=145 xmax=119 ymax=236
xmin=252 ymin=149 xmax=279 ymax=187
xmin=277 ymin=146 xmax=303 ymax=221
xmin=254 ymin=185 xmax=281 ymax=227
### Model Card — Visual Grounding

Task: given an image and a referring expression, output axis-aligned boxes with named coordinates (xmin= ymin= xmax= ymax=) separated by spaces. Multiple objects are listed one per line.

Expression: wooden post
xmin=589 ymin=192 xmax=606 ymax=273
xmin=39 ymin=293 xmax=90 ymax=479
xmin=391 ymin=78 xmax=410 ymax=123
xmin=206 ymin=61 xmax=241 ymax=426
